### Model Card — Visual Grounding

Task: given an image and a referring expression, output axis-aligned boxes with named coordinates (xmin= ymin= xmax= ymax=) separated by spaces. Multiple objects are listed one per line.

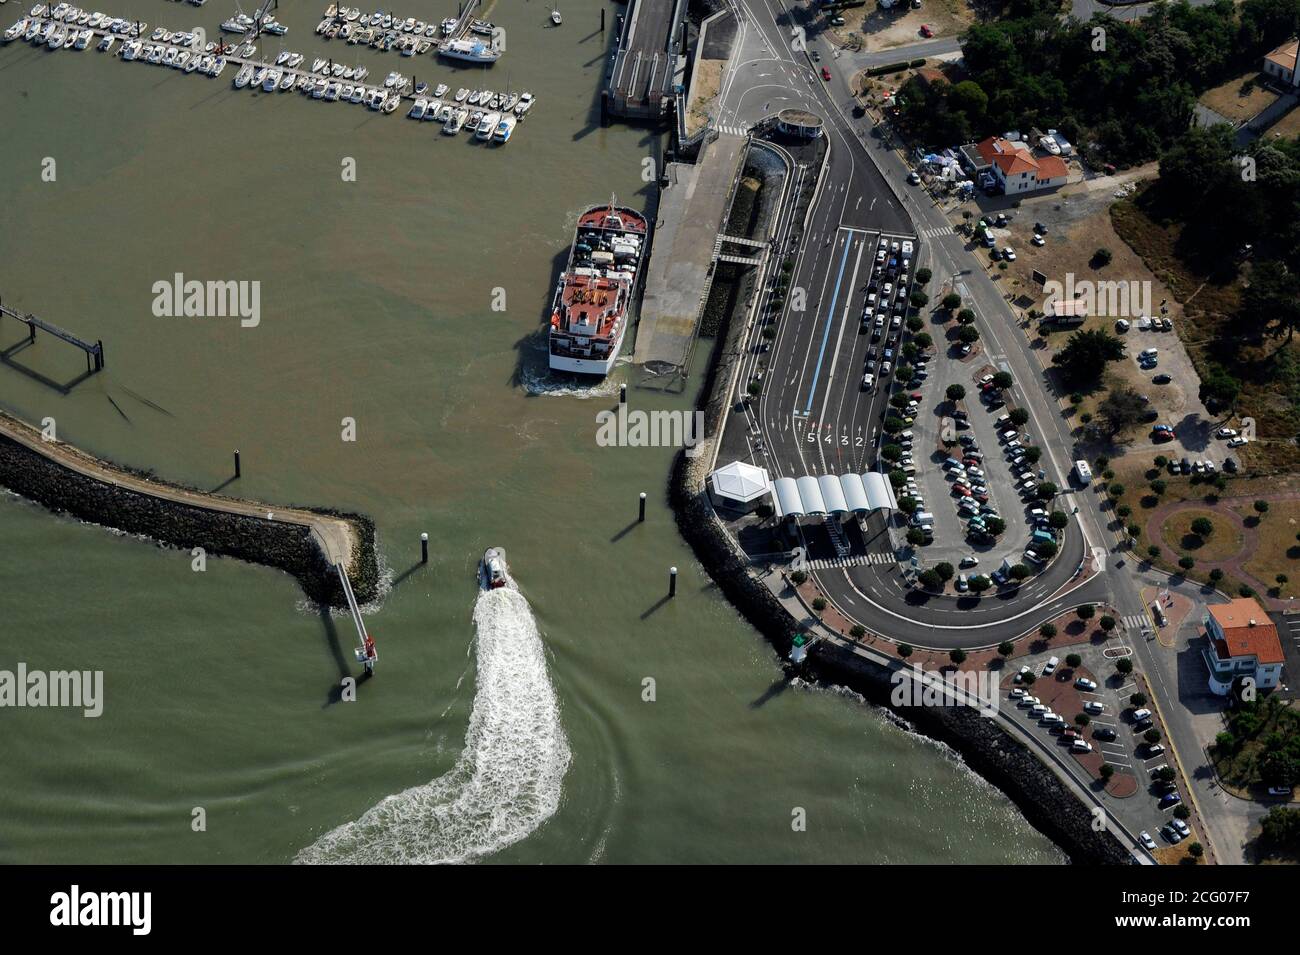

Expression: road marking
xmin=802 ymin=231 xmax=856 ymax=414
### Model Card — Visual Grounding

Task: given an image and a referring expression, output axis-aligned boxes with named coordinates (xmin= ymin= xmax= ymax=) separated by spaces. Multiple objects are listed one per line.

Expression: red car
xmin=821 ymin=67 xmax=832 ymax=81
xmin=919 ymin=24 xmax=933 ymax=37
xmin=953 ymin=486 xmax=972 ymax=498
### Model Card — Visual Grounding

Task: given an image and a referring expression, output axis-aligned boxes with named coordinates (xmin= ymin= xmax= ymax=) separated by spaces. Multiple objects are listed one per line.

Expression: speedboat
xmin=45 ymin=25 xmax=64 ymax=47
xmin=433 ymin=82 xmax=448 ymax=98
xmin=324 ymin=80 xmax=341 ymax=100
xmin=174 ymin=50 xmax=190 ymax=68
xmin=348 ymin=84 xmax=364 ymax=103
xmin=311 ymin=77 xmax=327 ymax=97
xmin=381 ymin=91 xmax=398 ymax=112
xmin=161 ymin=45 xmax=175 ymax=64
xmin=262 ymin=67 xmax=279 ymax=90
xmin=4 ymin=18 xmax=26 ymax=41
xmin=233 ymin=62 xmax=253 ymax=87
xmin=183 ymin=52 xmax=199 ymax=71
xmin=515 ymin=92 xmax=534 ymax=116
xmin=365 ymin=87 xmax=383 ymax=109
xmin=493 ymin=114 xmax=516 ymax=144
xmin=467 ymin=89 xmax=481 ymax=105
xmin=475 ymin=111 xmax=499 ymax=140
xmin=423 ymin=99 xmax=441 ymax=120
xmin=501 ymin=92 xmax=518 ymax=112
xmin=480 ymin=548 xmax=511 ymax=590
xmin=551 ymin=7 xmax=561 ymax=25
xmin=465 ymin=110 xmax=481 ymax=132
xmin=408 ymin=97 xmax=426 ymax=119
xmin=442 ymin=105 xmax=464 ymax=133
xmin=279 ymin=70 xmax=294 ymax=90
xmin=454 ymin=86 xmax=468 ymax=102
xmin=382 ymin=69 xmax=398 ymax=87
xmin=352 ymin=65 xmax=366 ymax=81
xmin=414 ymin=80 xmax=427 ymax=94
xmin=330 ymin=61 xmax=343 ymax=76
xmin=251 ymin=65 xmax=266 ymax=86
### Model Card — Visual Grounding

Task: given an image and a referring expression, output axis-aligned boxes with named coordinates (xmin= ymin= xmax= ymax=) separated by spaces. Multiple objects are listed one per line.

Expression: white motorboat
xmin=175 ymin=50 xmax=190 ymax=68
xmin=423 ymin=98 xmax=442 ymax=120
xmin=348 ymin=84 xmax=364 ymax=103
xmin=353 ymin=65 xmax=367 ymax=81
xmin=324 ymin=80 xmax=341 ymax=100
xmin=233 ymin=62 xmax=252 ymax=87
xmin=433 ymin=83 xmax=448 ymax=98
xmin=279 ymin=70 xmax=294 ymax=90
xmin=501 ymin=92 xmax=518 ymax=112
xmin=184 ymin=53 xmax=199 ymax=71
xmin=262 ymin=67 xmax=279 ymax=90
xmin=365 ymin=87 xmax=384 ymax=109
xmin=480 ymin=548 xmax=511 ymax=590
xmin=454 ymin=87 xmax=468 ymax=102
xmin=551 ymin=7 xmax=561 ymax=25
xmin=161 ymin=45 xmax=175 ymax=64
xmin=466 ymin=110 xmax=481 ymax=132
xmin=467 ymin=89 xmax=481 ymax=105
xmin=442 ymin=105 xmax=466 ymax=133
xmin=408 ymin=97 xmax=427 ymax=119
xmin=4 ymin=18 xmax=25 ymax=41
xmin=476 ymin=111 xmax=500 ymax=140
xmin=515 ymin=92 xmax=534 ymax=116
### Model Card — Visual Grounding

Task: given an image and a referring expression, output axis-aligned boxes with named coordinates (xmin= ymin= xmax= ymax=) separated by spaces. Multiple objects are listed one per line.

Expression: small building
xmin=1045 ymin=298 xmax=1087 ymax=326
xmin=776 ymin=108 xmax=824 ymax=139
xmin=1202 ymin=598 xmax=1285 ymax=696
xmin=1262 ymin=38 xmax=1300 ymax=88
xmin=971 ymin=136 xmax=1069 ymax=195
xmin=709 ymin=461 xmax=772 ymax=511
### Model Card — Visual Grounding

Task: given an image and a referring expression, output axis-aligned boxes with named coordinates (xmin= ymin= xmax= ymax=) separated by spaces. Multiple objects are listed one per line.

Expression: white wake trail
xmin=296 ymin=587 xmax=571 ymax=864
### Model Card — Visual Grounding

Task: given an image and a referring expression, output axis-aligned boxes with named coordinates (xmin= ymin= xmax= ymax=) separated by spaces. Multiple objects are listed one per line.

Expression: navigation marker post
xmin=234 ymin=449 xmax=241 ymax=479
xmin=639 ymin=492 xmax=646 ymax=522
xmin=669 ymin=566 xmax=677 ymax=597
xmin=421 ymin=532 xmax=429 ymax=564
xmin=620 ymin=383 xmax=627 ymax=405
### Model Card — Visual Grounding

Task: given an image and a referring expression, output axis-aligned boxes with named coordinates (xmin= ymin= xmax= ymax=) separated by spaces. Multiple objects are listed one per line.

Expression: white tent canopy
xmin=772 ymin=471 xmax=897 ymax=518
xmin=709 ymin=461 xmax=772 ymax=504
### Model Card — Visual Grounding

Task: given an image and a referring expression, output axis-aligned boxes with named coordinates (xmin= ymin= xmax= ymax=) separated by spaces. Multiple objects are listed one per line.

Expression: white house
xmin=973 ymin=136 xmax=1069 ymax=195
xmin=1263 ymin=38 xmax=1300 ymax=87
xmin=1202 ymin=598 xmax=1285 ymax=696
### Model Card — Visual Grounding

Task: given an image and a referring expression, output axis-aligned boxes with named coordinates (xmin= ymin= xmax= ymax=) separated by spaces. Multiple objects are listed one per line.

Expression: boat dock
xmin=604 ymin=0 xmax=688 ymax=121
xmin=0 ymin=297 xmax=104 ymax=375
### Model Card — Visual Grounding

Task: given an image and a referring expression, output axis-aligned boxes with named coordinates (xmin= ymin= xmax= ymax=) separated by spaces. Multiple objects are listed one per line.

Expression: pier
xmin=604 ymin=0 xmax=688 ymax=121
xmin=0 ymin=298 xmax=104 ymax=376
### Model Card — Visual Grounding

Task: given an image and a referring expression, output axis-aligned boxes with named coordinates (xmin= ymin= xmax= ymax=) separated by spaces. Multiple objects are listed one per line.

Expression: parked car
xmin=1158 ymin=790 xmax=1181 ymax=809
xmin=820 ymin=67 xmax=831 ymax=81
xmin=1139 ymin=831 xmax=1157 ymax=850
xmin=907 ymin=171 xmax=921 ymax=185
xmin=1084 ymin=700 xmax=1104 ymax=715
xmin=1075 ymin=677 xmax=1098 ymax=691
xmin=1043 ymin=656 xmax=1059 ymax=675
xmin=1132 ymin=708 xmax=1152 ymax=721
xmin=1093 ymin=727 xmax=1117 ymax=742
xmin=919 ymin=23 xmax=933 ymax=37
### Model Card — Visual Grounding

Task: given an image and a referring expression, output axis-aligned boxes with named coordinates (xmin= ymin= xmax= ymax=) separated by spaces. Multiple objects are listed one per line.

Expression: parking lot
xmin=1006 ymin=639 xmax=1205 ymax=852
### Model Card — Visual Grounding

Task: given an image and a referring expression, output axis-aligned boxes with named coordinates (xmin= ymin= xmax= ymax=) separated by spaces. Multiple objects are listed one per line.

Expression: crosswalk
xmin=919 ymin=225 xmax=953 ymax=240
xmin=1122 ymin=614 xmax=1149 ymax=630
xmin=716 ymin=124 xmax=749 ymax=137
xmin=808 ymin=552 xmax=895 ymax=570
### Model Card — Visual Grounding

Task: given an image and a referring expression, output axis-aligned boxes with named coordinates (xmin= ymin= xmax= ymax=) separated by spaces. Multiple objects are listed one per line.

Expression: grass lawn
xmin=1160 ymin=508 xmax=1244 ymax=562
xmin=1239 ymin=499 xmax=1300 ymax=599
xmin=1199 ymin=72 xmax=1279 ymax=124
xmin=1263 ymin=101 xmax=1300 ymax=140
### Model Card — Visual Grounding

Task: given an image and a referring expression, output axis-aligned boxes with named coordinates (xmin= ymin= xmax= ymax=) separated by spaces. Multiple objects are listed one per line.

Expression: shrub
xmin=949 ymin=648 xmax=967 ymax=664
xmin=898 ymin=643 xmax=913 ymax=657
xmin=1066 ymin=653 xmax=1082 ymax=668
xmin=997 ymin=641 xmax=1014 ymax=657
xmin=1077 ymin=605 xmax=1095 ymax=620
xmin=812 ymin=596 xmax=828 ymax=613
xmin=850 ymin=624 xmax=866 ymax=639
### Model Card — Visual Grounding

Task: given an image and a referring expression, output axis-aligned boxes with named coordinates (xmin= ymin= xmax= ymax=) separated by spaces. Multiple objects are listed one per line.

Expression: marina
xmin=312 ymin=1 xmax=503 ymax=64
xmin=4 ymin=4 xmax=537 ymax=140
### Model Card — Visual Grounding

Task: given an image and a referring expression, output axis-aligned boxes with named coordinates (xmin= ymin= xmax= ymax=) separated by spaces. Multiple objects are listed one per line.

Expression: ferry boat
xmin=438 ymin=36 xmax=499 ymax=64
xmin=548 ymin=199 xmax=649 ymax=376
xmin=480 ymin=547 xmax=510 ymax=590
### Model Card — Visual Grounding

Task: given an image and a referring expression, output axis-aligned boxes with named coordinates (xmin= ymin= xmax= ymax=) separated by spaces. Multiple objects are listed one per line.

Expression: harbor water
xmin=0 ymin=0 xmax=1063 ymax=863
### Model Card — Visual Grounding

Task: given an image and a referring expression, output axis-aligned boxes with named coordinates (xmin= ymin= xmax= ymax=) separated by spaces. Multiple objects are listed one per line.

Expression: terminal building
xmin=774 ymin=108 xmax=824 ymax=140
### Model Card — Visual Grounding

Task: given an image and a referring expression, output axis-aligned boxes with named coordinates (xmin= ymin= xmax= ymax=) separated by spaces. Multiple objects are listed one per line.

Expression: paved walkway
xmin=1142 ymin=491 xmax=1300 ymax=608
xmin=0 ymin=410 xmax=356 ymax=568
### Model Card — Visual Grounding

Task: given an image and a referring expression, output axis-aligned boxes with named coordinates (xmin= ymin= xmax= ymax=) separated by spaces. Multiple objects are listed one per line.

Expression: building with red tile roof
xmin=972 ymin=136 xmax=1069 ymax=195
xmin=1202 ymin=598 xmax=1285 ymax=695
xmin=1262 ymin=38 xmax=1299 ymax=87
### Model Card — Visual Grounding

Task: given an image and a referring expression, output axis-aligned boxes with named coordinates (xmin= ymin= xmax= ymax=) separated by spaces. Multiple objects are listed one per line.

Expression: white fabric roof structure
xmin=772 ymin=471 xmax=897 ymax=518
xmin=709 ymin=461 xmax=771 ymax=503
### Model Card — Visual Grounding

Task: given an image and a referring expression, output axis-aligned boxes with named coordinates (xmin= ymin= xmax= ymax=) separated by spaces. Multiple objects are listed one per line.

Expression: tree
xmin=1109 ymin=483 xmax=1126 ymax=498
xmin=898 ymin=643 xmax=913 ymax=658
xmin=1077 ymin=605 xmax=1095 ymax=620
xmin=957 ymin=325 xmax=980 ymax=344
xmin=1009 ymin=407 xmax=1030 ymax=426
xmin=1052 ymin=329 xmax=1126 ymax=389
xmin=790 ymin=570 xmax=808 ymax=585
xmin=950 ymin=648 xmax=967 ymax=664
xmin=907 ymin=528 xmax=927 ymax=546
xmin=1255 ymin=500 xmax=1270 ymax=518
xmin=919 ymin=569 xmax=942 ymax=590
xmin=1049 ymin=511 xmax=1069 ymax=529
xmin=1097 ymin=387 xmax=1148 ymax=437
xmin=850 ymin=624 xmax=867 ymax=639
xmin=1034 ymin=540 xmax=1058 ymax=558
xmin=1188 ymin=842 xmax=1204 ymax=859
xmin=1024 ymin=446 xmax=1042 ymax=464
xmin=1116 ymin=657 xmax=1134 ymax=675
xmin=957 ymin=308 xmax=976 ymax=324
xmin=1130 ymin=692 xmax=1147 ymax=707
xmin=1179 ymin=556 xmax=1195 ymax=570
xmin=992 ymin=372 xmax=1014 ymax=390
xmin=1147 ymin=545 xmax=1161 ymax=559
xmin=1191 ymin=516 xmax=1213 ymax=537
xmin=915 ymin=268 xmax=932 ymax=285
xmin=1099 ymin=763 xmax=1115 ymax=781
xmin=997 ymin=640 xmax=1014 ymax=657
xmin=881 ymin=443 xmax=903 ymax=462
xmin=1021 ymin=671 xmax=1036 ymax=686
xmin=942 ymin=292 xmax=962 ymax=311
xmin=1010 ymin=563 xmax=1031 ymax=580
xmin=897 ymin=496 xmax=918 ymax=515
xmin=986 ymin=517 xmax=1006 ymax=536
xmin=911 ymin=290 xmax=929 ymax=308
xmin=1091 ymin=247 xmax=1112 ymax=267
xmin=812 ymin=597 xmax=827 ymax=613
xmin=1151 ymin=479 xmax=1167 ymax=496
xmin=1075 ymin=713 xmax=1090 ymax=726
xmin=969 ymin=575 xmax=992 ymax=593
xmin=1243 ymin=262 xmax=1300 ymax=342
xmin=934 ymin=562 xmax=955 ymax=582
xmin=1039 ymin=623 xmax=1057 ymax=639
xmin=1036 ymin=483 xmax=1058 ymax=501
xmin=946 ymin=383 xmax=966 ymax=402
xmin=1066 ymin=653 xmax=1082 ymax=668
xmin=1099 ymin=615 xmax=1116 ymax=632
xmin=1144 ymin=728 xmax=1162 ymax=745
xmin=914 ymin=332 xmax=933 ymax=349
